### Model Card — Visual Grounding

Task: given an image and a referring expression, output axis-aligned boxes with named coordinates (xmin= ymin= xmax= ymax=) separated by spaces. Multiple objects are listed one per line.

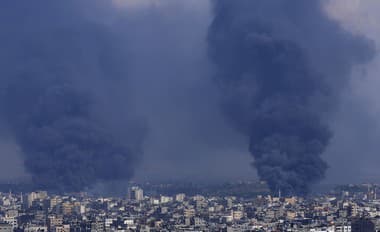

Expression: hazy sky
xmin=0 ymin=0 xmax=379 ymax=186
xmin=118 ymin=0 xmax=380 ymax=184
xmin=323 ymin=0 xmax=380 ymax=184
xmin=120 ymin=0 xmax=256 ymax=183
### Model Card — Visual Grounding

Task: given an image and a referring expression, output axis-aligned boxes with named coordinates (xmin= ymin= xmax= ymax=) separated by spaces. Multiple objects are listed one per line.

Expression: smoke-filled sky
xmin=0 ymin=0 xmax=379 ymax=191
xmin=322 ymin=0 xmax=380 ymax=184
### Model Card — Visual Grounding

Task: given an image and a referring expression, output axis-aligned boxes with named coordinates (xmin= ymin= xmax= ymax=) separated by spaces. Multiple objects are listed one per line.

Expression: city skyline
xmin=0 ymin=182 xmax=379 ymax=231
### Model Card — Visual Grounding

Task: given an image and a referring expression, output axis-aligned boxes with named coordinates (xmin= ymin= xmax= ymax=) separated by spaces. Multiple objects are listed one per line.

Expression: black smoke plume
xmin=208 ymin=0 xmax=375 ymax=195
xmin=0 ymin=1 xmax=143 ymax=192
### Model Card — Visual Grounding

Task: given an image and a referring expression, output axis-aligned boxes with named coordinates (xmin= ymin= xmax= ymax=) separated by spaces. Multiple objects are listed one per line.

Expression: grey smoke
xmin=208 ymin=0 xmax=375 ymax=195
xmin=0 ymin=0 xmax=144 ymax=192
xmin=0 ymin=0 xmax=377 ymax=194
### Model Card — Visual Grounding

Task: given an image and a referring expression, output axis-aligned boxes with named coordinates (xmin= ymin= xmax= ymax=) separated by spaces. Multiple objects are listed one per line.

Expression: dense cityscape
xmin=0 ymin=0 xmax=379 ymax=232
xmin=0 ymin=182 xmax=379 ymax=231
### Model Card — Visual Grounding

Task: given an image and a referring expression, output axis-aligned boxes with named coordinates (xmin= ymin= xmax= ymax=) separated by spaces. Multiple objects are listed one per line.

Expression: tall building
xmin=24 ymin=192 xmax=37 ymax=209
xmin=23 ymin=191 xmax=48 ymax=209
xmin=129 ymin=187 xmax=144 ymax=201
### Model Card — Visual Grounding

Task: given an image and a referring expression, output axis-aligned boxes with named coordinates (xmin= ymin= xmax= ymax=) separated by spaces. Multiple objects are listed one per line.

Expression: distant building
xmin=2 ymin=216 xmax=17 ymax=230
xmin=24 ymin=225 xmax=48 ymax=232
xmin=48 ymin=215 xmax=63 ymax=231
xmin=23 ymin=191 xmax=48 ymax=209
xmin=62 ymin=202 xmax=73 ymax=215
xmin=232 ymin=210 xmax=244 ymax=220
xmin=160 ymin=196 xmax=173 ymax=204
xmin=335 ymin=224 xmax=351 ymax=232
xmin=175 ymin=193 xmax=186 ymax=202
xmin=0 ymin=223 xmax=12 ymax=232
xmin=50 ymin=196 xmax=61 ymax=209
xmin=129 ymin=186 xmax=144 ymax=201
xmin=91 ymin=219 xmax=105 ymax=231
xmin=55 ymin=224 xmax=70 ymax=232
xmin=184 ymin=208 xmax=195 ymax=218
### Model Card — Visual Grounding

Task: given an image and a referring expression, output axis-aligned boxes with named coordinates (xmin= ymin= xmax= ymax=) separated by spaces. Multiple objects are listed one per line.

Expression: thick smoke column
xmin=208 ymin=0 xmax=374 ymax=195
xmin=0 ymin=1 xmax=142 ymax=192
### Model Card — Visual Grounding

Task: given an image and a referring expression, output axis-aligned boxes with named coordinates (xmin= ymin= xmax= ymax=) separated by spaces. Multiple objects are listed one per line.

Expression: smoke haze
xmin=0 ymin=0 xmax=378 ymax=193
xmin=323 ymin=0 xmax=380 ymax=184
xmin=207 ymin=0 xmax=374 ymax=195
xmin=0 ymin=0 xmax=144 ymax=191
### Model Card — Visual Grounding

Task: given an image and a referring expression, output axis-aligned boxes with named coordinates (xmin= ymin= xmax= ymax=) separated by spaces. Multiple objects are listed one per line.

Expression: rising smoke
xmin=0 ymin=1 xmax=143 ymax=192
xmin=208 ymin=0 xmax=375 ymax=195
xmin=0 ymin=0 xmax=376 ymax=194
